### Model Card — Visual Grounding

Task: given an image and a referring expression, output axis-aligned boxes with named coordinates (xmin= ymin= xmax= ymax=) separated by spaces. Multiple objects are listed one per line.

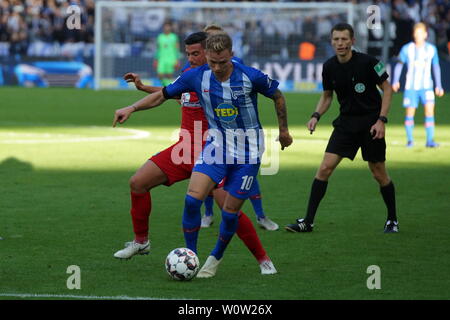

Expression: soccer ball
xmin=165 ymin=248 xmax=200 ymax=281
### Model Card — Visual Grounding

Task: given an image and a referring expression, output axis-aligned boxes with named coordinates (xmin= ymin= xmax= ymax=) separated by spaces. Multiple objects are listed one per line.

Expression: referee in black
xmin=286 ymin=23 xmax=398 ymax=233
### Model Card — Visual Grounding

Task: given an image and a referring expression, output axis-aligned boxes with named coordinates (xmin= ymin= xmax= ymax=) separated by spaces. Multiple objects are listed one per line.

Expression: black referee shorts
xmin=325 ymin=128 xmax=386 ymax=162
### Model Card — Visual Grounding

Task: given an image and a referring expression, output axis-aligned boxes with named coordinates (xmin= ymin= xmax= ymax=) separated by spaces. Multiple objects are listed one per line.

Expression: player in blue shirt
xmin=392 ymin=22 xmax=444 ymax=148
xmin=197 ymin=25 xmax=279 ymax=232
xmin=113 ymin=33 xmax=292 ymax=278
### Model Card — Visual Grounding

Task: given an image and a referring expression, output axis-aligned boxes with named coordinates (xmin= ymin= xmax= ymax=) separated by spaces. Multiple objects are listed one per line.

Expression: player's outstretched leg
xmin=184 ymin=171 xmax=217 ymax=253
xmin=197 ymin=210 xmax=238 ymax=278
xmin=114 ymin=160 xmax=166 ymax=259
xmin=213 ymin=187 xmax=277 ymax=274
xmin=236 ymin=211 xmax=277 ymax=275
xmin=183 ymin=194 xmax=203 ymax=253
xmin=114 ymin=192 xmax=151 ymax=259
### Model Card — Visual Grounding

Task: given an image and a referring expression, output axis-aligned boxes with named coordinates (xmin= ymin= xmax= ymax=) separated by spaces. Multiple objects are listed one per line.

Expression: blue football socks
xmin=182 ymin=194 xmax=202 ymax=253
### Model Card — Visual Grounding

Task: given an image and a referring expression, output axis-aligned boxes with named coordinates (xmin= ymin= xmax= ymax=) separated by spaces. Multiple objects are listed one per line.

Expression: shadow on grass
xmin=1 ymin=156 xmax=450 ymax=299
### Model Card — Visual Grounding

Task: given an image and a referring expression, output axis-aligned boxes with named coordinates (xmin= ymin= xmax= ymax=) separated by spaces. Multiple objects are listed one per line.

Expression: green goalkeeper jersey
xmin=156 ymin=32 xmax=179 ymax=61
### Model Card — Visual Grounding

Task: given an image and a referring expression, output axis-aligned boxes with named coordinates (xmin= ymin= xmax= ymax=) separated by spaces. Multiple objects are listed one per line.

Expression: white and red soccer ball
xmin=165 ymin=248 xmax=200 ymax=281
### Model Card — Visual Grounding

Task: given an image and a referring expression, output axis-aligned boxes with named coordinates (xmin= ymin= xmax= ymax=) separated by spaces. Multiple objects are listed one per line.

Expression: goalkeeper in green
xmin=154 ymin=22 xmax=180 ymax=86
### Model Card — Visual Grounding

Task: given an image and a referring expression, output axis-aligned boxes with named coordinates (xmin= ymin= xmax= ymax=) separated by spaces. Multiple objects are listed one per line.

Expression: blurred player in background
xmin=392 ymin=22 xmax=444 ymax=148
xmin=285 ymin=23 xmax=398 ymax=234
xmin=154 ymin=21 xmax=180 ymax=86
xmin=114 ymin=32 xmax=277 ymax=275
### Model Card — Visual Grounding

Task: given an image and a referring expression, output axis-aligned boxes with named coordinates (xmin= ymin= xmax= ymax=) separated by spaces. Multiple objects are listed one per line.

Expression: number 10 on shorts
xmin=240 ymin=175 xmax=254 ymax=191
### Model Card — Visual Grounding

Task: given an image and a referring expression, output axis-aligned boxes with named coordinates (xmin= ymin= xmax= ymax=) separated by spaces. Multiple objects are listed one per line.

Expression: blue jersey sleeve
xmin=399 ymin=45 xmax=408 ymax=64
xmin=431 ymin=45 xmax=442 ymax=89
xmin=164 ymin=69 xmax=196 ymax=98
xmin=431 ymin=45 xmax=439 ymax=66
xmin=248 ymin=68 xmax=279 ymax=98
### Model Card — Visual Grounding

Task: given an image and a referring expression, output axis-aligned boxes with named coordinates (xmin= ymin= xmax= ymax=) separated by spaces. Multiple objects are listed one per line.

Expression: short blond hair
xmin=206 ymin=33 xmax=233 ymax=53
xmin=203 ymin=24 xmax=224 ymax=33
xmin=413 ymin=22 xmax=427 ymax=32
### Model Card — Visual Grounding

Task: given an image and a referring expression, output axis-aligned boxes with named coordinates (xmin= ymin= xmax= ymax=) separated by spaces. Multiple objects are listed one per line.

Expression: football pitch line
xmin=0 ymin=124 xmax=448 ymax=147
xmin=0 ymin=127 xmax=151 ymax=144
xmin=0 ymin=293 xmax=187 ymax=300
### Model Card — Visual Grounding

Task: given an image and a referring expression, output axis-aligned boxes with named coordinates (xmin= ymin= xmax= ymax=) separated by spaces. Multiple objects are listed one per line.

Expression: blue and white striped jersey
xmin=164 ymin=61 xmax=279 ymax=163
xmin=398 ymin=42 xmax=440 ymax=90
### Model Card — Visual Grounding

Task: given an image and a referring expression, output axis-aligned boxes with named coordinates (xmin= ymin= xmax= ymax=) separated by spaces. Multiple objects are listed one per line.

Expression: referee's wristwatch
xmin=311 ymin=112 xmax=321 ymax=121
xmin=378 ymin=116 xmax=388 ymax=123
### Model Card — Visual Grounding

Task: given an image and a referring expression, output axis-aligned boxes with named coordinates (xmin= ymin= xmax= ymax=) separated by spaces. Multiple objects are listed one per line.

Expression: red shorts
xmin=150 ymin=141 xmax=197 ymax=186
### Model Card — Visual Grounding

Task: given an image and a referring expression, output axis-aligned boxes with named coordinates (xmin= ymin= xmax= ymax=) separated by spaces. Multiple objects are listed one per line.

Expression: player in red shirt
xmin=113 ymin=31 xmax=276 ymax=274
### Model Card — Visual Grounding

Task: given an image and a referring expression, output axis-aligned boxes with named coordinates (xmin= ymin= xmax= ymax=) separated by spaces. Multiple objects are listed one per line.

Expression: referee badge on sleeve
xmin=374 ymin=61 xmax=386 ymax=77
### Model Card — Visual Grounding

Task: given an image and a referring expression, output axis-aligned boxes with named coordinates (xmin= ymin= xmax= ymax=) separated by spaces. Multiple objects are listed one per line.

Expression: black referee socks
xmin=380 ymin=181 xmax=397 ymax=221
xmin=304 ymin=178 xmax=328 ymax=225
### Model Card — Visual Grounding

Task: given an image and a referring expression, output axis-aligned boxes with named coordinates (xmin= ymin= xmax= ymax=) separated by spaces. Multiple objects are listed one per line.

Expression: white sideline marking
xmin=0 ymin=127 xmax=151 ymax=144
xmin=0 ymin=293 xmax=187 ymax=300
xmin=1 ymin=124 xmax=447 ymax=147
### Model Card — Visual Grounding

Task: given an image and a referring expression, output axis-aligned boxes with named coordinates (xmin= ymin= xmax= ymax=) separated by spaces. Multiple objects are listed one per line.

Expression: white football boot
xmin=113 ymin=240 xmax=150 ymax=259
xmin=201 ymin=215 xmax=213 ymax=228
xmin=257 ymin=217 xmax=279 ymax=231
xmin=259 ymin=259 xmax=277 ymax=275
xmin=196 ymin=255 xmax=222 ymax=278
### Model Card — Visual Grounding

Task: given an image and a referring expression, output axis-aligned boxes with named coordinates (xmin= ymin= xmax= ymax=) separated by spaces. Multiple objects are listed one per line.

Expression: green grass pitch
xmin=0 ymin=87 xmax=449 ymax=300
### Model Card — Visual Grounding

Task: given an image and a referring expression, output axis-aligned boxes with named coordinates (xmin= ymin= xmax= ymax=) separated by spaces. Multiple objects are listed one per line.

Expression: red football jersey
xmin=179 ymin=92 xmax=208 ymax=135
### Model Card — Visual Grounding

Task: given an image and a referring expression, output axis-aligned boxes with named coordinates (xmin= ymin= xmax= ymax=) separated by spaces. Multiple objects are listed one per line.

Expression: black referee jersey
xmin=322 ymin=50 xmax=389 ymax=133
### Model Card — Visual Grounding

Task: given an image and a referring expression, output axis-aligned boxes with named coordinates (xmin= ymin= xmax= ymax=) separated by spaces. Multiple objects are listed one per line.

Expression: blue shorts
xmin=403 ymin=89 xmax=435 ymax=108
xmin=192 ymin=162 xmax=260 ymax=199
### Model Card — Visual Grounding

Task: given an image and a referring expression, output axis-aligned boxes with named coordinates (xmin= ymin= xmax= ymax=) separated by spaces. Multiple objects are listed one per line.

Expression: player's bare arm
xmin=308 ymin=90 xmax=333 ymax=134
xmin=123 ymin=72 xmax=182 ymax=104
xmin=370 ymin=80 xmax=393 ymax=139
xmin=112 ymin=90 xmax=167 ymax=127
xmin=123 ymin=72 xmax=163 ymax=94
xmin=271 ymin=89 xmax=293 ymax=150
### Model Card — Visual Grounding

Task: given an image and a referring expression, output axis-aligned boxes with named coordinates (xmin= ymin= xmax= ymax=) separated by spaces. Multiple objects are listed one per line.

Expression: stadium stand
xmin=0 ymin=0 xmax=448 ymax=87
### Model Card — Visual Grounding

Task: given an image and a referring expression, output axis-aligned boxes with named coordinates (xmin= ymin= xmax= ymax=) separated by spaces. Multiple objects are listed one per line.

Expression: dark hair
xmin=184 ymin=32 xmax=208 ymax=47
xmin=331 ymin=23 xmax=354 ymax=38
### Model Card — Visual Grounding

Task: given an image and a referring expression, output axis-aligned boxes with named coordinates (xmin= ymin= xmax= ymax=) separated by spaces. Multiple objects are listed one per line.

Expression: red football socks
xmin=130 ymin=192 xmax=151 ymax=244
xmin=236 ymin=211 xmax=268 ymax=263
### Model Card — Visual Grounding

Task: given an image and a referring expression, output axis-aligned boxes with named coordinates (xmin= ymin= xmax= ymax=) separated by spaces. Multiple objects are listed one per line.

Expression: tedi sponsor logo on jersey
xmin=214 ymin=103 xmax=239 ymax=122
xmin=354 ymin=83 xmax=366 ymax=93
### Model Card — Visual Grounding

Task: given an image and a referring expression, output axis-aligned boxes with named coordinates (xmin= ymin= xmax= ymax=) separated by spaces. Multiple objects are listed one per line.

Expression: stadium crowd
xmin=0 ymin=0 xmax=94 ymax=56
xmin=0 ymin=0 xmax=449 ymax=60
